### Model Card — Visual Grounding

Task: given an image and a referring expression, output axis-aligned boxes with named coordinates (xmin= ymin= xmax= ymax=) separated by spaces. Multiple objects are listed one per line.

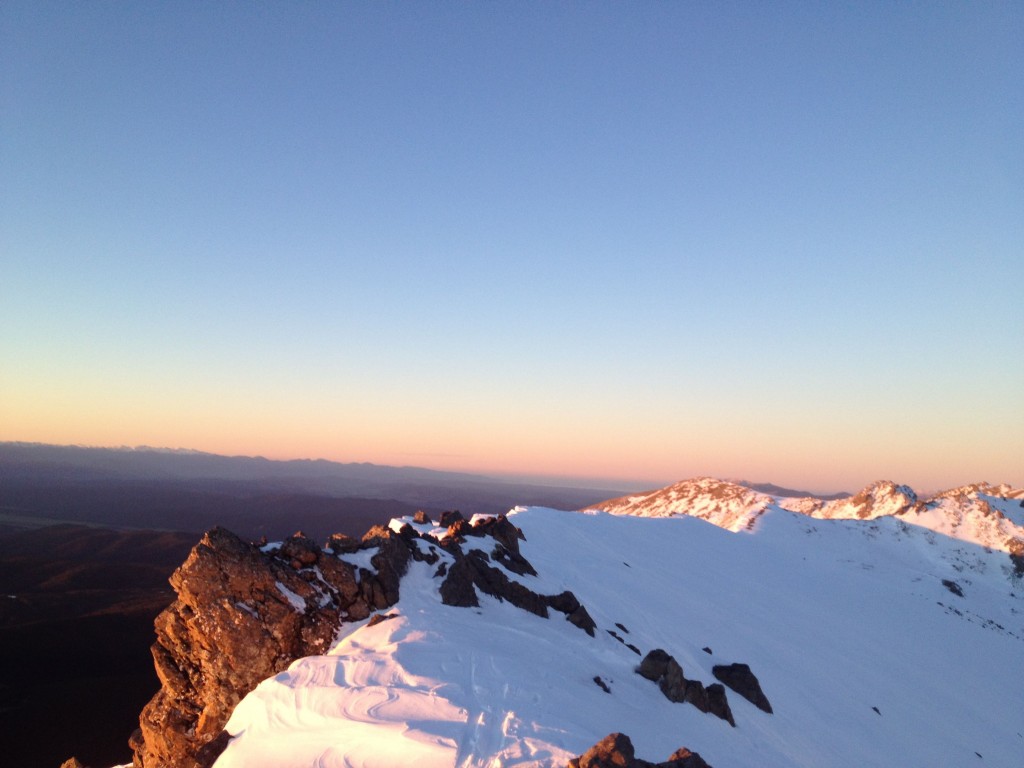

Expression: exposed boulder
xmin=712 ymin=662 xmax=773 ymax=714
xmin=662 ymin=658 xmax=690 ymax=703
xmin=130 ymin=525 xmax=413 ymax=768
xmin=567 ymin=604 xmax=597 ymax=636
xmin=568 ymin=732 xmax=641 ymax=768
xmin=492 ymin=542 xmax=538 ymax=576
xmin=279 ymin=531 xmax=319 ymax=567
xmin=705 ymin=684 xmax=735 ymax=727
xmin=567 ymin=733 xmax=715 ymax=768
xmin=941 ymin=578 xmax=965 ymax=598
xmin=436 ymin=541 xmax=601 ymax=635
xmin=549 ymin=590 xmax=583 ymax=614
xmin=636 ymin=649 xmax=734 ymax=726
xmin=325 ymin=532 xmax=360 ymax=554
xmin=439 ymin=509 xmax=465 ymax=527
xmin=438 ymin=556 xmax=480 ymax=608
xmin=662 ymin=746 xmax=713 ymax=768
xmin=637 ymin=648 xmax=672 ymax=681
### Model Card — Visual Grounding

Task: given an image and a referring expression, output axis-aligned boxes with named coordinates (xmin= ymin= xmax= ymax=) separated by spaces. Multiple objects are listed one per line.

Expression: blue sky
xmin=2 ymin=2 xmax=1022 ymax=491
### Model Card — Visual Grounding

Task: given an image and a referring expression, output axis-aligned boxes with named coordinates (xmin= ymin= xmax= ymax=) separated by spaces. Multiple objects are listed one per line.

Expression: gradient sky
xmin=2 ymin=2 xmax=1022 ymax=492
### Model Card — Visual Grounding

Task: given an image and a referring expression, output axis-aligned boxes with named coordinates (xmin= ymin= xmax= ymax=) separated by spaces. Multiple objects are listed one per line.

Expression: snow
xmin=338 ymin=547 xmax=379 ymax=571
xmin=275 ymin=581 xmax=307 ymax=612
xmin=216 ymin=505 xmax=1024 ymax=768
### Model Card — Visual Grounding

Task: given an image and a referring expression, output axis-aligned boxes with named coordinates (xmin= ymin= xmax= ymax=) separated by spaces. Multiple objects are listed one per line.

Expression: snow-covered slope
xmin=214 ymin=503 xmax=1024 ymax=768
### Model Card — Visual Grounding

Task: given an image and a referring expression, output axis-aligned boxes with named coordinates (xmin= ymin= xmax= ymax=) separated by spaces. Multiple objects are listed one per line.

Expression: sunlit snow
xmin=215 ymin=504 xmax=1024 ymax=768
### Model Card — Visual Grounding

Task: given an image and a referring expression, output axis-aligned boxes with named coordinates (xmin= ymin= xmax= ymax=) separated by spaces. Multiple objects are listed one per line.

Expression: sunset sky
xmin=2 ymin=3 xmax=1022 ymax=492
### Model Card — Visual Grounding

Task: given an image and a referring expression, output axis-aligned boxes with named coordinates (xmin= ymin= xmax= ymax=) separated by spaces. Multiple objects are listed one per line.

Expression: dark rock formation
xmin=567 ymin=604 xmax=597 ymax=636
xmin=1010 ymin=550 xmax=1024 ymax=577
xmin=660 ymin=658 xmax=688 ymax=703
xmin=436 ymin=519 xmax=599 ymax=634
xmin=439 ymin=509 xmax=465 ymax=527
xmin=637 ymin=648 xmax=673 ymax=681
xmin=567 ymin=732 xmax=714 ymax=768
xmin=705 ymin=684 xmax=735 ymax=726
xmin=712 ymin=663 xmax=773 ymax=714
xmin=942 ymin=578 xmax=965 ymax=597
xmin=662 ymin=746 xmax=713 ymax=768
xmin=438 ymin=556 xmax=481 ymax=608
xmin=636 ymin=649 xmax=734 ymax=726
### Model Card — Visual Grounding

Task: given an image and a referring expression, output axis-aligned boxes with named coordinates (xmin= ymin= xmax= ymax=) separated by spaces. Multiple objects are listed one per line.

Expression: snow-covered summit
xmin=581 ymin=477 xmax=772 ymax=531
xmin=587 ymin=477 xmax=1024 ymax=555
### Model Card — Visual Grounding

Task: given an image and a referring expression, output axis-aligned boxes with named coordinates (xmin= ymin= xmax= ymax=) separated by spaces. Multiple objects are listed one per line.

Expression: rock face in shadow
xmin=711 ymin=663 xmax=773 ymax=714
xmin=437 ymin=516 xmax=597 ymax=635
xmin=636 ymin=649 xmax=735 ymax=726
xmin=130 ymin=526 xmax=407 ymax=768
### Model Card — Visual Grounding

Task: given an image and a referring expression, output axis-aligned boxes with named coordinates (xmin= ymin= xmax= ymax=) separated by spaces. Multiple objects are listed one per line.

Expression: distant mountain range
xmin=726 ymin=479 xmax=850 ymax=501
xmin=585 ymin=476 xmax=1024 ymax=558
xmin=0 ymin=442 xmax=627 ymax=540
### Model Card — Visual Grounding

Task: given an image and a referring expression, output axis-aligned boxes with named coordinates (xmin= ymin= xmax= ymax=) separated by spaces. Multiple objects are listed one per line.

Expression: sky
xmin=2 ymin=2 xmax=1022 ymax=493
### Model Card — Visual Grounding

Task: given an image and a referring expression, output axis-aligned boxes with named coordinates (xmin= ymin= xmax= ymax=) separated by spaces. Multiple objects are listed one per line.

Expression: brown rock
xmin=131 ymin=525 xmax=413 ymax=768
xmin=326 ymin=532 xmax=360 ymax=554
xmin=439 ymin=510 xmax=465 ymax=527
xmin=569 ymin=734 xmax=714 ymax=768
xmin=279 ymin=533 xmax=320 ymax=568
xmin=572 ymin=732 xmax=638 ymax=767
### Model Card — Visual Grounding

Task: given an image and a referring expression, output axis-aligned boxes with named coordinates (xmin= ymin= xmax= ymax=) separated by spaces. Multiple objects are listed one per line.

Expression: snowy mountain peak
xmin=817 ymin=479 xmax=919 ymax=520
xmin=587 ymin=478 xmax=1024 ymax=556
xmin=581 ymin=477 xmax=771 ymax=532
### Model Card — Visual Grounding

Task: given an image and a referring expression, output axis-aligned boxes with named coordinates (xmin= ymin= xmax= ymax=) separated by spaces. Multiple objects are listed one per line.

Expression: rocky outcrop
xmin=636 ymin=649 xmax=735 ymax=726
xmin=711 ymin=663 xmax=772 ymax=714
xmin=130 ymin=525 xmax=410 ymax=768
xmin=436 ymin=516 xmax=597 ymax=635
xmin=131 ymin=512 xmax=599 ymax=768
xmin=568 ymin=732 xmax=713 ymax=768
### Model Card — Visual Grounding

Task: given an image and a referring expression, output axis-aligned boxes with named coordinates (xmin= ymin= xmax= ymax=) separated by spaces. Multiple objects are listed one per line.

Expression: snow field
xmin=216 ymin=506 xmax=1024 ymax=768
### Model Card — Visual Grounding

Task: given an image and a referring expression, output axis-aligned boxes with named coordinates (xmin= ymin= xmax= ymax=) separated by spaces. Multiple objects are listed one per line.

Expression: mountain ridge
xmin=116 ymin=477 xmax=1024 ymax=768
xmin=584 ymin=476 xmax=1024 ymax=559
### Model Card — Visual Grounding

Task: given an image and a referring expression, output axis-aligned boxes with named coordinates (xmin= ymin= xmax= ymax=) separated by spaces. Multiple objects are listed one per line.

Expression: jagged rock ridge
xmin=131 ymin=512 xmax=600 ymax=768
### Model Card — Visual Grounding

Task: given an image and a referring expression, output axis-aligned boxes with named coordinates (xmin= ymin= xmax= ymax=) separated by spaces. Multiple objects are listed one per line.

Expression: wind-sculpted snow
xmin=214 ymin=505 xmax=1024 ymax=768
